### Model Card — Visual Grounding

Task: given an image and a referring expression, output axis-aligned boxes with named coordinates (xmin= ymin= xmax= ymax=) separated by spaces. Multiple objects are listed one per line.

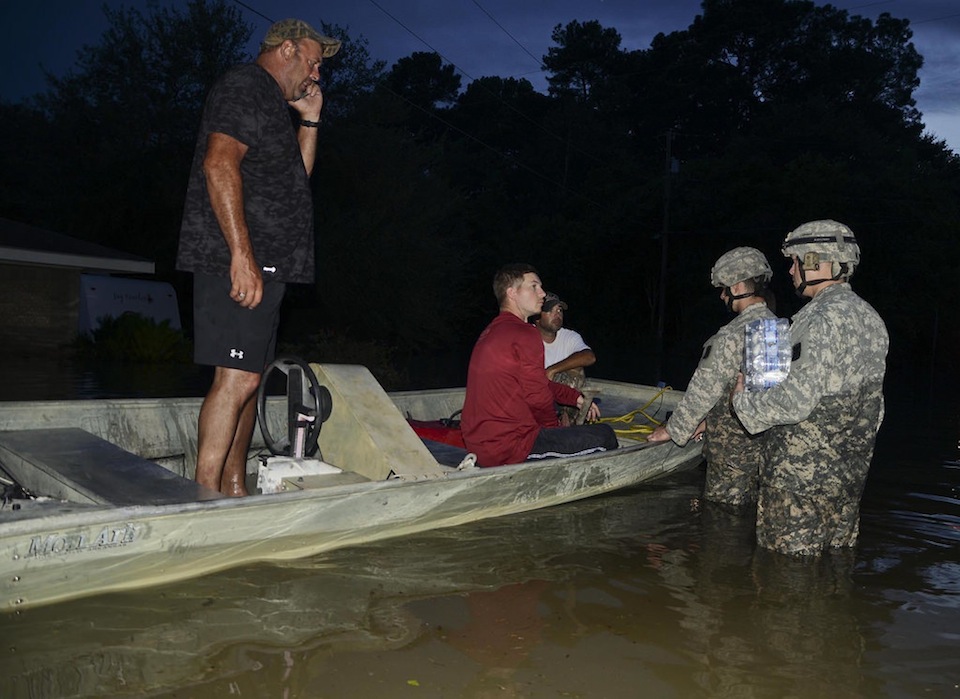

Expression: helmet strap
xmin=795 ymin=261 xmax=848 ymax=297
xmin=723 ymin=286 xmax=760 ymax=312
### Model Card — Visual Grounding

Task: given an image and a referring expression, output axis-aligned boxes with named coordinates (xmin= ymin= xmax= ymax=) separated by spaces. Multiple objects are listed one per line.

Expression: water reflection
xmin=2 ymin=472 xmax=696 ymax=697
xmin=0 ymin=357 xmax=208 ymax=401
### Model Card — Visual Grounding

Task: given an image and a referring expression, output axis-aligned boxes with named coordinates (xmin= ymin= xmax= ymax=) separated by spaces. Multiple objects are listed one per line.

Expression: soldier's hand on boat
xmin=647 ymin=425 xmax=671 ymax=443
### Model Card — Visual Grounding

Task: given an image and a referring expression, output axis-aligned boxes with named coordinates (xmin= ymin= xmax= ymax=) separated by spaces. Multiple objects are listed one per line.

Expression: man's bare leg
xmin=220 ymin=396 xmax=258 ymax=496
xmin=195 ymin=366 xmax=261 ymax=495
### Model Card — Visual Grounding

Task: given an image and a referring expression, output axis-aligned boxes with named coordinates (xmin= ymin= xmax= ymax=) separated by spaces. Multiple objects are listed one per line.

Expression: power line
xmin=470 ymin=0 xmax=544 ymax=69
xmin=229 ymin=0 xmax=274 ymax=25
xmin=843 ymin=1 xmax=896 ymax=10
xmin=364 ymin=0 xmax=604 ymax=164
xmin=227 ymin=0 xmax=609 ymax=210
xmin=912 ymin=12 xmax=960 ymax=25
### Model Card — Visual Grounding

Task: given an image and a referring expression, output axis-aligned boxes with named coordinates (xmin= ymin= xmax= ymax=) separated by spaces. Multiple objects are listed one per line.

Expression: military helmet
xmin=710 ymin=247 xmax=773 ymax=288
xmin=782 ymin=220 xmax=861 ymax=274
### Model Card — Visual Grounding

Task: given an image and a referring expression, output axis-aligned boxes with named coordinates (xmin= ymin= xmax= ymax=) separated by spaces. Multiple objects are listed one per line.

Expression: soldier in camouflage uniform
xmin=732 ymin=220 xmax=888 ymax=556
xmin=648 ymin=247 xmax=777 ymax=507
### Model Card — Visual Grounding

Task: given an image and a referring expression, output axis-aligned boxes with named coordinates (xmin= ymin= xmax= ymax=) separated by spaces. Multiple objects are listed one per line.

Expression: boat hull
xmin=0 ymin=377 xmax=701 ymax=610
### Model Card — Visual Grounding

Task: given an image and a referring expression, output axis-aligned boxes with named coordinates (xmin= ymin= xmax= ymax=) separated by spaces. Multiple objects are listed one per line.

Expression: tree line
xmin=2 ymin=0 xmax=958 ymax=387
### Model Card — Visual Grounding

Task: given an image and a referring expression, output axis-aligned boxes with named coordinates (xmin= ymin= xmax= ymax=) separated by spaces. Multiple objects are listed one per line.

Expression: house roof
xmin=0 ymin=217 xmax=154 ymax=274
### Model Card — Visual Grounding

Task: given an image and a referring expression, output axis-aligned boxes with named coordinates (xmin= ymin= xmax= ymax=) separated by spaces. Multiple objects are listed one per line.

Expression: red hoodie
xmin=461 ymin=312 xmax=582 ymax=466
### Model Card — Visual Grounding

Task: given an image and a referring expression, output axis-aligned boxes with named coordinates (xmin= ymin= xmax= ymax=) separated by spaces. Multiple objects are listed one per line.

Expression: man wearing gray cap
xmin=733 ymin=220 xmax=888 ymax=556
xmin=177 ymin=19 xmax=340 ymax=496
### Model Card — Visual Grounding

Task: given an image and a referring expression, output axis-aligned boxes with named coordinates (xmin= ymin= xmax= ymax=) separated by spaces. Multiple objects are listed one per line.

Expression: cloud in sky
xmin=1 ymin=0 xmax=958 ymax=148
xmin=910 ymin=20 xmax=960 ymax=148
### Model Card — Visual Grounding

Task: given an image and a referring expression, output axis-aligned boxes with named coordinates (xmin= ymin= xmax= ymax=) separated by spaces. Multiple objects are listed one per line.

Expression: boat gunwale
xmin=0 ymin=438 xmax=666 ymax=537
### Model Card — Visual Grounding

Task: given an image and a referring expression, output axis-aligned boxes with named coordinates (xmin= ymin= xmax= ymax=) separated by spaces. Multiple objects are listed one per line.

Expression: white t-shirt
xmin=543 ymin=327 xmax=591 ymax=367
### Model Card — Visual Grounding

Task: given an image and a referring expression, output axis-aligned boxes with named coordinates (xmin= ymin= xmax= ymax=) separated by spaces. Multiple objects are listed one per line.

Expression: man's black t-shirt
xmin=177 ymin=63 xmax=315 ymax=284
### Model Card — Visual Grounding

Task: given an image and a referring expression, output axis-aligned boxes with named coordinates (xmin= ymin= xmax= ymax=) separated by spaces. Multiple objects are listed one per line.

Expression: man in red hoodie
xmin=461 ymin=263 xmax=618 ymax=467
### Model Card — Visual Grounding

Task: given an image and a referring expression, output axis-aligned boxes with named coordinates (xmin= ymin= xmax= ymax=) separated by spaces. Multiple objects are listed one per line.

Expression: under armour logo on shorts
xmin=230 ymin=349 xmax=244 ymax=359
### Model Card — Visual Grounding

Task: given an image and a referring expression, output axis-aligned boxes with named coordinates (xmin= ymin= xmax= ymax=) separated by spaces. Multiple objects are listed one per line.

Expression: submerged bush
xmin=75 ymin=313 xmax=193 ymax=364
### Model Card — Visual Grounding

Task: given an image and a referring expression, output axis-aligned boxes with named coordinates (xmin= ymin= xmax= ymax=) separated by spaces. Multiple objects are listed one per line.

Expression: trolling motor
xmin=255 ymin=356 xmax=340 ymax=493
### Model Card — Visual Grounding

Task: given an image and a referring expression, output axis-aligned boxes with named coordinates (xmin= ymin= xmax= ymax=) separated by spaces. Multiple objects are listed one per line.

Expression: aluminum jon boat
xmin=0 ymin=360 xmax=701 ymax=610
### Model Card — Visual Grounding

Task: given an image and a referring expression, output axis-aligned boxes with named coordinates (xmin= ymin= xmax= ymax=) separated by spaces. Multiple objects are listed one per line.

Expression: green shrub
xmin=75 ymin=313 xmax=193 ymax=364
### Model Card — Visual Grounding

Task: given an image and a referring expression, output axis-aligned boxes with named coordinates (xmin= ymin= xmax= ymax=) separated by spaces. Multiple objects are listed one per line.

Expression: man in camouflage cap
xmin=260 ymin=18 xmax=342 ymax=58
xmin=732 ymin=220 xmax=889 ymax=555
xmin=176 ymin=19 xmax=340 ymax=496
xmin=534 ymin=292 xmax=597 ymax=425
xmin=648 ymin=247 xmax=776 ymax=508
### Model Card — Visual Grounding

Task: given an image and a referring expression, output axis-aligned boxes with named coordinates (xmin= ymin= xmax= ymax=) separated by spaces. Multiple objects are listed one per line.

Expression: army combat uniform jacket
xmin=732 ymin=283 xmax=888 ymax=554
xmin=667 ymin=302 xmax=776 ymax=506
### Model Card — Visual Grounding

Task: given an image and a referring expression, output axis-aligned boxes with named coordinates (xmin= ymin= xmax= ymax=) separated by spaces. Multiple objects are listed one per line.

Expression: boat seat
xmin=0 ymin=428 xmax=224 ymax=506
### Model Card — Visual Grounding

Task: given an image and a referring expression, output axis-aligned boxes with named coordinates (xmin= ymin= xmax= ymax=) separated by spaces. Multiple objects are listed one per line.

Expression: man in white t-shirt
xmin=535 ymin=293 xmax=597 ymax=424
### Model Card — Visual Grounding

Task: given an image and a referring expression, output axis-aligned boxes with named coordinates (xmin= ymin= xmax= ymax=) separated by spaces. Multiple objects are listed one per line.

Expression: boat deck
xmin=0 ymin=428 xmax=223 ymax=508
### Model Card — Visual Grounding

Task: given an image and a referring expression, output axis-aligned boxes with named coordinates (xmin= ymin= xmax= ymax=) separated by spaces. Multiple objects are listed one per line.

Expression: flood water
xmin=0 ymin=363 xmax=958 ymax=698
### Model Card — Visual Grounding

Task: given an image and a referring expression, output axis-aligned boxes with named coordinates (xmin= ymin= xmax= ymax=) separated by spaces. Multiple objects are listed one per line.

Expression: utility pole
xmin=654 ymin=129 xmax=674 ymax=382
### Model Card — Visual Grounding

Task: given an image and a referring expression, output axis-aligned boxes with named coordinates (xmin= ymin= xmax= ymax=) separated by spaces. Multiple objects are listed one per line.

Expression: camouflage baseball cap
xmin=261 ymin=19 xmax=342 ymax=58
xmin=710 ymin=247 xmax=773 ymax=288
xmin=542 ymin=292 xmax=568 ymax=313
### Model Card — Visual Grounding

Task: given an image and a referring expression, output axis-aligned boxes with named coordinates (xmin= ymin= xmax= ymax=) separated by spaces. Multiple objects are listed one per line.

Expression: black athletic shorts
xmin=192 ymin=273 xmax=286 ymax=372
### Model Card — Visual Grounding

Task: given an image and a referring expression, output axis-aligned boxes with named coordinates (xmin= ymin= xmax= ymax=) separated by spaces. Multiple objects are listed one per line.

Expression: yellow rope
xmin=597 ymin=385 xmax=672 ymax=441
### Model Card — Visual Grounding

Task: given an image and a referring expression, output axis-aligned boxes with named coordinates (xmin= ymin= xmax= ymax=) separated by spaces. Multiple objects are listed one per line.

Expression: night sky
xmin=3 ymin=0 xmax=959 ymax=149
